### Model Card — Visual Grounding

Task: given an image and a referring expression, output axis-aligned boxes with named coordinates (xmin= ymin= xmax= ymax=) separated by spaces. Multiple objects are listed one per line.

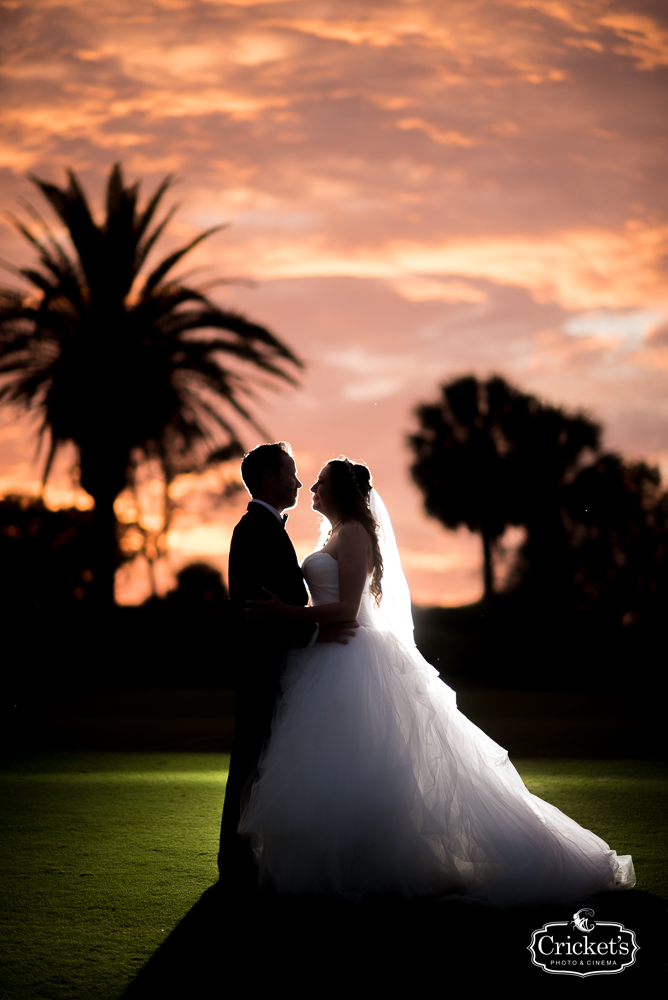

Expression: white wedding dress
xmin=239 ymin=499 xmax=635 ymax=907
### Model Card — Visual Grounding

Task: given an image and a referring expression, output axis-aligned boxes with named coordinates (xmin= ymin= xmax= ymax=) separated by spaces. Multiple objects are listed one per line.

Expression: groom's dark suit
xmin=218 ymin=500 xmax=316 ymax=880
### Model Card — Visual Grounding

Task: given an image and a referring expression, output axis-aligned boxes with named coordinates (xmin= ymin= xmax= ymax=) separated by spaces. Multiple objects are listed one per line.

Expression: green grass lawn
xmin=0 ymin=753 xmax=666 ymax=999
xmin=0 ymin=753 xmax=226 ymax=1000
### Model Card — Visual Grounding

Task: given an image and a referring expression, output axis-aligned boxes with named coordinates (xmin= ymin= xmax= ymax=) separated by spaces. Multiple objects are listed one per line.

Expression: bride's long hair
xmin=319 ymin=457 xmax=383 ymax=605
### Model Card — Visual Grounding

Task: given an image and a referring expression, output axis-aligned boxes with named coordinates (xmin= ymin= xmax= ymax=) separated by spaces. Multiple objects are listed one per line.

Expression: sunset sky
xmin=1 ymin=0 xmax=667 ymax=605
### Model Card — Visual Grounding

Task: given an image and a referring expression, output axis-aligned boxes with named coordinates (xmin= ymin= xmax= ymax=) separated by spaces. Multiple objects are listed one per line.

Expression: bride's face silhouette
xmin=310 ymin=465 xmax=341 ymax=523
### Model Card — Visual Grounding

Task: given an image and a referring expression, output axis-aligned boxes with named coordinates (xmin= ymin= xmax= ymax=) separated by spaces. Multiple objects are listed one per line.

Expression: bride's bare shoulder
xmin=339 ymin=519 xmax=365 ymax=533
xmin=338 ymin=520 xmax=371 ymax=546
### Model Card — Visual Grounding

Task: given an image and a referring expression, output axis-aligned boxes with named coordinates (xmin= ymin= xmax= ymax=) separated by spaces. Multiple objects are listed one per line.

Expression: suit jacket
xmin=228 ymin=502 xmax=316 ymax=681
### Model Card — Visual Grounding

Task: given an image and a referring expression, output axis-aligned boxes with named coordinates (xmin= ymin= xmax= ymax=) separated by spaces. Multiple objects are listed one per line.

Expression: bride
xmin=239 ymin=457 xmax=635 ymax=906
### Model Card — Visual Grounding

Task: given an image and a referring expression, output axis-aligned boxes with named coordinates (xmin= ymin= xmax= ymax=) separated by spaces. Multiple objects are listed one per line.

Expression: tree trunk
xmin=90 ymin=491 xmax=118 ymax=608
xmin=482 ymin=529 xmax=494 ymax=602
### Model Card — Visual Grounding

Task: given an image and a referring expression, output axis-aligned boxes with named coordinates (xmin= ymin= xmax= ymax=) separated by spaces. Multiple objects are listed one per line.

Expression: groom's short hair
xmin=241 ymin=442 xmax=293 ymax=496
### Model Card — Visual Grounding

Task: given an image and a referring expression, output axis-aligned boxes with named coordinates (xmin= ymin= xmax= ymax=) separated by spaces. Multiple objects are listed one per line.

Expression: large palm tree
xmin=0 ymin=164 xmax=302 ymax=606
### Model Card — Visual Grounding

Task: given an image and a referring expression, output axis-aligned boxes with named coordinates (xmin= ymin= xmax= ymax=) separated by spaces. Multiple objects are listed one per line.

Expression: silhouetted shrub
xmin=0 ymin=495 xmax=96 ymax=609
xmin=164 ymin=562 xmax=229 ymax=610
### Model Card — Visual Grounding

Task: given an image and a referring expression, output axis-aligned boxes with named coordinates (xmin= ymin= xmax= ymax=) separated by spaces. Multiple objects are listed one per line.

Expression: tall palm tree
xmin=0 ymin=164 xmax=303 ymax=607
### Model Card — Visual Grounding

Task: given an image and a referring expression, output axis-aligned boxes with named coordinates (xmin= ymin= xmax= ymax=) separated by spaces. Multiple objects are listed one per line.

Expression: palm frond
xmin=206 ymin=441 xmax=245 ymax=464
xmin=18 ymin=199 xmax=80 ymax=281
xmin=106 ymin=163 xmax=137 ymax=224
xmin=6 ymin=214 xmax=47 ymax=257
xmin=133 ymin=172 xmax=174 ymax=244
xmin=133 ymin=204 xmax=178 ymax=278
xmin=141 ymin=227 xmax=226 ymax=296
xmin=7 ymin=216 xmax=82 ymax=299
xmin=29 ymin=171 xmax=96 ymax=248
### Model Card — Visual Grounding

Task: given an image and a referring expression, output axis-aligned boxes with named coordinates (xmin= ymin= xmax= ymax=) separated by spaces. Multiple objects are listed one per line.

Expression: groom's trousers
xmin=217 ymin=649 xmax=283 ymax=886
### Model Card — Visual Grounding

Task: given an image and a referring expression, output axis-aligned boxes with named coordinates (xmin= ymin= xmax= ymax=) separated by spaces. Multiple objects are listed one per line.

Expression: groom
xmin=218 ymin=441 xmax=358 ymax=888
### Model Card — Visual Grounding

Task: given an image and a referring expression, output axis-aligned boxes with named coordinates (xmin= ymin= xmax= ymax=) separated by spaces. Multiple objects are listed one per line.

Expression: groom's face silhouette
xmin=264 ymin=453 xmax=302 ymax=513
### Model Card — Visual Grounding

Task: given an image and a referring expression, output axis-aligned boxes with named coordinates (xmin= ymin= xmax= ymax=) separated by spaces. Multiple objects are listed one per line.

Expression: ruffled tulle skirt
xmin=238 ymin=625 xmax=635 ymax=906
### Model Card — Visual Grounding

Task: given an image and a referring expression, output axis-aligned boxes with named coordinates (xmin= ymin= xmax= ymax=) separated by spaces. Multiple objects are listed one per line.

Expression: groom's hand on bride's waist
xmin=316 ymin=621 xmax=360 ymax=645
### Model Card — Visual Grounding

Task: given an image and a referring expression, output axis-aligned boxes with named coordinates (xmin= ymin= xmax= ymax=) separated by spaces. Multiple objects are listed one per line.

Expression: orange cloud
xmin=392 ymin=277 xmax=489 ymax=303
xmin=396 ymin=118 xmax=479 ymax=148
xmin=511 ymin=1 xmax=668 ymax=67
xmin=195 ymin=222 xmax=668 ymax=312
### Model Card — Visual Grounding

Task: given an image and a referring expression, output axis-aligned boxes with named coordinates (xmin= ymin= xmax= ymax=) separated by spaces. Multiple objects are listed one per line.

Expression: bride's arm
xmin=247 ymin=522 xmax=370 ymax=624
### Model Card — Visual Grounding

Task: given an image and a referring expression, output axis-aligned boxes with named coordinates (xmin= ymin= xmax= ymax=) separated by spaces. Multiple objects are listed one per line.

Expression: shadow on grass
xmin=121 ymin=886 xmax=666 ymax=994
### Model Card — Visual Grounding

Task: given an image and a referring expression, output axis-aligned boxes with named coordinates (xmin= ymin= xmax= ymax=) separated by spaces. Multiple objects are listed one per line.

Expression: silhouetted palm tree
xmin=0 ymin=164 xmax=302 ymax=606
xmin=408 ymin=375 xmax=600 ymax=600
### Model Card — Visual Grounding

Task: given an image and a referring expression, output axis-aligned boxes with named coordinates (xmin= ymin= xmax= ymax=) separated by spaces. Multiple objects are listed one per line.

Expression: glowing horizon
xmin=1 ymin=0 xmax=667 ymax=605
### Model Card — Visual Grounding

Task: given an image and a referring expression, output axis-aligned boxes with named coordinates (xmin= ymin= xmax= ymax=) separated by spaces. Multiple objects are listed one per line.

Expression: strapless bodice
xmin=301 ymin=551 xmax=375 ymax=628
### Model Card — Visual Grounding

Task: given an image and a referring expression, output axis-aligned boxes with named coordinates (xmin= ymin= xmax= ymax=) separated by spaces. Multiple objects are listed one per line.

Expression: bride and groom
xmin=218 ymin=441 xmax=635 ymax=905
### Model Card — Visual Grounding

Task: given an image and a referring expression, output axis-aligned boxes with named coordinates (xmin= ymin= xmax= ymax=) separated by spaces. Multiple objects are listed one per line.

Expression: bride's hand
xmin=246 ymin=589 xmax=295 ymax=617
